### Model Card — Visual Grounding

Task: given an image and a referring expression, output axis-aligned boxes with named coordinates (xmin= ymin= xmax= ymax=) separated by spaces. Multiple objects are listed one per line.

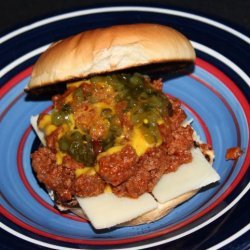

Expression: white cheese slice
xmin=152 ymin=147 xmax=220 ymax=203
xmin=30 ymin=115 xmax=46 ymax=146
xmin=76 ymin=193 xmax=157 ymax=229
xmin=181 ymin=118 xmax=193 ymax=127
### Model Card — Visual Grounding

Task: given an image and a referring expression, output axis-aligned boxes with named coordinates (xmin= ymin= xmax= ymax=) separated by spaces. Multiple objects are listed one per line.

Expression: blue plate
xmin=0 ymin=5 xmax=249 ymax=250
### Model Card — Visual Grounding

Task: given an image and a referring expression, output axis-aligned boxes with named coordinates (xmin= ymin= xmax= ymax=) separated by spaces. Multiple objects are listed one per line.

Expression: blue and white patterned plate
xmin=0 ymin=5 xmax=249 ymax=250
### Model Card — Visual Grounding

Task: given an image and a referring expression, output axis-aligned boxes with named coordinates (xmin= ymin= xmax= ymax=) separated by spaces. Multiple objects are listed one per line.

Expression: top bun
xmin=28 ymin=23 xmax=195 ymax=90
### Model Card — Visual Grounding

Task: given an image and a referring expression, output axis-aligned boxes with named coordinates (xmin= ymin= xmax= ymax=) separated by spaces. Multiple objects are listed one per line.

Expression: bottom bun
xmin=69 ymin=189 xmax=198 ymax=227
xmin=123 ymin=189 xmax=198 ymax=226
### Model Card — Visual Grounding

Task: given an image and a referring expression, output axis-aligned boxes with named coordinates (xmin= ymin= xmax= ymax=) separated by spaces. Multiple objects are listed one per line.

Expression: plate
xmin=0 ymin=5 xmax=249 ymax=250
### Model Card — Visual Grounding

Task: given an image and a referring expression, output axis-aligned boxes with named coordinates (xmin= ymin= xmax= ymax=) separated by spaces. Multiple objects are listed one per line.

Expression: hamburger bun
xmin=27 ymin=23 xmax=195 ymax=90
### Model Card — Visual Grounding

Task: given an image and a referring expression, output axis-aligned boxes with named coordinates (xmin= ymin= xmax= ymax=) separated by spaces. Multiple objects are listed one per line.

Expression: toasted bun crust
xmin=28 ymin=23 xmax=195 ymax=90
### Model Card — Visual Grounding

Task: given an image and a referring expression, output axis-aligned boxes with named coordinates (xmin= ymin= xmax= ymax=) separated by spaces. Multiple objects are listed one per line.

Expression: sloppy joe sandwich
xmin=27 ymin=23 xmax=220 ymax=229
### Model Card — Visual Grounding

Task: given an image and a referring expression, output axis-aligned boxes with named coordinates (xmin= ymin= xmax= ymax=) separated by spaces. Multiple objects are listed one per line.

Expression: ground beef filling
xmin=98 ymin=145 xmax=138 ymax=186
xmin=31 ymin=147 xmax=106 ymax=202
xmin=225 ymin=146 xmax=243 ymax=160
xmin=31 ymin=94 xmax=195 ymax=202
xmin=32 ymin=147 xmax=76 ymax=202
xmin=32 ymin=123 xmax=193 ymax=202
xmin=112 ymin=125 xmax=194 ymax=198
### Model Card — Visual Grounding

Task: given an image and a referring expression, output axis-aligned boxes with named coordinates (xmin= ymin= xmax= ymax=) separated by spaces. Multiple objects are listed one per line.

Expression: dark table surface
xmin=0 ymin=0 xmax=249 ymax=35
xmin=0 ymin=1 xmax=249 ymax=250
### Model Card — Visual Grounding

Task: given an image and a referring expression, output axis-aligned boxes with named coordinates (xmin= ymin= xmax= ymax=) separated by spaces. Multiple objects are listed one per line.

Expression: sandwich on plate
xmin=26 ymin=23 xmax=220 ymax=229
